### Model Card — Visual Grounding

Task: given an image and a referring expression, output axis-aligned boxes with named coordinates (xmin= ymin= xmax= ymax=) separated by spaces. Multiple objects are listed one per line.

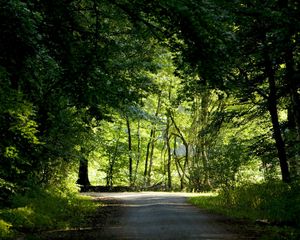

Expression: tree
xmin=135 ymin=0 xmax=300 ymax=183
xmin=225 ymin=0 xmax=300 ymax=182
xmin=144 ymin=93 xmax=162 ymax=186
xmin=0 ymin=0 xmax=161 ymax=199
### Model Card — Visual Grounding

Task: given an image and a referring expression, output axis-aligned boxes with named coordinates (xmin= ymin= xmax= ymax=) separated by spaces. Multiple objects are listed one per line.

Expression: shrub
xmin=0 ymin=187 xmax=99 ymax=239
xmin=190 ymin=181 xmax=300 ymax=226
xmin=0 ymin=219 xmax=13 ymax=239
xmin=218 ymin=181 xmax=300 ymax=225
xmin=190 ymin=182 xmax=300 ymax=239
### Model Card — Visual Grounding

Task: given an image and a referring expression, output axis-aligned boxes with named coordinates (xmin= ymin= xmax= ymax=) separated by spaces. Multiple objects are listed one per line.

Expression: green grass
xmin=188 ymin=193 xmax=259 ymax=219
xmin=189 ymin=182 xmax=300 ymax=240
xmin=0 ymin=187 xmax=100 ymax=239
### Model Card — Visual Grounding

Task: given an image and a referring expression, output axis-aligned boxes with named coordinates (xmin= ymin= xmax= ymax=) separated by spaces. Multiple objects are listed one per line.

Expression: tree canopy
xmin=1 ymin=0 xmax=300 ymax=204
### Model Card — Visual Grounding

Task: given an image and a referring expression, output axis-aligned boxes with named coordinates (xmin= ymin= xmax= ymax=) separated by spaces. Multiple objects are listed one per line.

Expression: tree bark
xmin=144 ymin=129 xmax=153 ymax=186
xmin=133 ymin=118 xmax=141 ymax=185
xmin=126 ymin=116 xmax=133 ymax=186
xmin=106 ymin=136 xmax=121 ymax=188
xmin=169 ymin=111 xmax=189 ymax=190
xmin=144 ymin=93 xmax=161 ymax=186
xmin=263 ymin=43 xmax=291 ymax=183
xmin=166 ymin=116 xmax=172 ymax=190
xmin=147 ymin=129 xmax=156 ymax=186
xmin=200 ymin=89 xmax=212 ymax=189
xmin=77 ymin=158 xmax=91 ymax=188
xmin=284 ymin=39 xmax=300 ymax=181
xmin=268 ymin=80 xmax=290 ymax=183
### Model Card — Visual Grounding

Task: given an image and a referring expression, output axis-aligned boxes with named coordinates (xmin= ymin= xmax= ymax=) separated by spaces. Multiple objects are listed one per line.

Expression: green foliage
xmin=0 ymin=2 xmax=299 ymax=238
xmin=0 ymin=187 xmax=99 ymax=239
xmin=0 ymin=80 xmax=40 ymax=202
xmin=0 ymin=219 xmax=13 ymax=239
xmin=218 ymin=182 xmax=300 ymax=225
xmin=190 ymin=182 xmax=300 ymax=239
xmin=188 ymin=193 xmax=223 ymax=215
xmin=0 ymin=0 xmax=164 ymax=200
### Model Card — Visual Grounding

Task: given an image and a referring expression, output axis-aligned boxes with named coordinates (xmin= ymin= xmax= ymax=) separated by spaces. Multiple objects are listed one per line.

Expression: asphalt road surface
xmin=84 ymin=192 xmax=256 ymax=240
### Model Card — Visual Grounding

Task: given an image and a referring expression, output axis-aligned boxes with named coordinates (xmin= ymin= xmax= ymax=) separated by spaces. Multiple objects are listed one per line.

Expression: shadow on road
xmin=32 ymin=192 xmax=259 ymax=240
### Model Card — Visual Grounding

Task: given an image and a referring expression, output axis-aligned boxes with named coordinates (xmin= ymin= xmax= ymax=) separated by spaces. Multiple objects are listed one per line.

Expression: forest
xmin=0 ymin=0 xmax=300 ymax=239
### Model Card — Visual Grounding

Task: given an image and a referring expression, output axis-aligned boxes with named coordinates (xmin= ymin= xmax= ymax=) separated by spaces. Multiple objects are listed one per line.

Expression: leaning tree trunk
xmin=263 ymin=42 xmax=291 ymax=183
xmin=169 ymin=111 xmax=189 ymax=190
xmin=144 ymin=94 xmax=161 ymax=186
xmin=144 ymin=129 xmax=153 ymax=186
xmin=147 ymin=129 xmax=156 ymax=186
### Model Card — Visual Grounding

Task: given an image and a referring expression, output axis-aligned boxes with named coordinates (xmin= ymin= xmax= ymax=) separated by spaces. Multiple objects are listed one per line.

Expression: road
xmin=84 ymin=192 xmax=256 ymax=240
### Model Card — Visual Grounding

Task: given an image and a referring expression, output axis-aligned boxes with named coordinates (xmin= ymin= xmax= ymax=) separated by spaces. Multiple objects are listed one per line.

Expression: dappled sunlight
xmin=1 ymin=0 xmax=299 ymax=239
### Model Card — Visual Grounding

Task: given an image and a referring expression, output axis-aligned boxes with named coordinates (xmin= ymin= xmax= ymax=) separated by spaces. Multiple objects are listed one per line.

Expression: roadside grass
xmin=0 ymin=187 xmax=100 ymax=239
xmin=188 ymin=181 xmax=300 ymax=240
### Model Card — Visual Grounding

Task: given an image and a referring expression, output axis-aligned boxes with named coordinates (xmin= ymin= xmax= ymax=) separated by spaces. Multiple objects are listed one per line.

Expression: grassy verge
xmin=0 ymin=187 xmax=100 ymax=239
xmin=189 ymin=182 xmax=300 ymax=240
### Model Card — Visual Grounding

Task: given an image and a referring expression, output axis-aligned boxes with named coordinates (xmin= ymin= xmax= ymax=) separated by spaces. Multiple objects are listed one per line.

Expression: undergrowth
xmin=189 ymin=181 xmax=300 ymax=240
xmin=0 ymin=187 xmax=100 ymax=239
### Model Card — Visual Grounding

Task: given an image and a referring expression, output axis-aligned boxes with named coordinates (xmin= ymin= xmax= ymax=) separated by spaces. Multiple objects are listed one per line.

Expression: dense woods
xmin=0 ymin=0 xmax=300 ymax=238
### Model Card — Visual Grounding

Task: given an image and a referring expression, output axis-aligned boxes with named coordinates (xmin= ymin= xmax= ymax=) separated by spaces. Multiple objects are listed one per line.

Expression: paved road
xmin=85 ymin=192 xmax=256 ymax=240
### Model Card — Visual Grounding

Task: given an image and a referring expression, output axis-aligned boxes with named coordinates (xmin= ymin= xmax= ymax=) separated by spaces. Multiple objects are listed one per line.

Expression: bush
xmin=190 ymin=182 xmax=300 ymax=240
xmin=0 ymin=187 xmax=100 ymax=239
xmin=0 ymin=219 xmax=13 ymax=239
xmin=191 ymin=182 xmax=300 ymax=223
xmin=218 ymin=181 xmax=300 ymax=225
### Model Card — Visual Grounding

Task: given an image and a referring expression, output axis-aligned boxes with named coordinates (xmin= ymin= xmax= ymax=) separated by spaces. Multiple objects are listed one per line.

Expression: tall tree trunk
xmin=190 ymin=96 xmax=202 ymax=190
xmin=173 ymin=137 xmax=183 ymax=187
xmin=279 ymin=0 xmax=300 ymax=136
xmin=166 ymin=116 xmax=172 ymax=190
xmin=287 ymin=107 xmax=300 ymax=180
xmin=144 ymin=129 xmax=153 ymax=186
xmin=106 ymin=136 xmax=121 ymax=188
xmin=169 ymin=111 xmax=189 ymax=190
xmin=106 ymin=151 xmax=113 ymax=187
xmin=77 ymin=158 xmax=90 ymax=188
xmin=126 ymin=116 xmax=133 ymax=186
xmin=200 ymin=89 xmax=211 ymax=189
xmin=286 ymin=52 xmax=300 ymax=138
xmin=285 ymin=39 xmax=300 ymax=181
xmin=182 ymin=141 xmax=189 ymax=190
xmin=144 ymin=93 xmax=161 ymax=186
xmin=147 ymin=130 xmax=156 ymax=186
xmin=134 ymin=118 xmax=141 ymax=185
xmin=202 ymin=146 xmax=211 ymax=189
xmin=263 ymin=43 xmax=291 ymax=183
xmin=268 ymin=84 xmax=290 ymax=183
